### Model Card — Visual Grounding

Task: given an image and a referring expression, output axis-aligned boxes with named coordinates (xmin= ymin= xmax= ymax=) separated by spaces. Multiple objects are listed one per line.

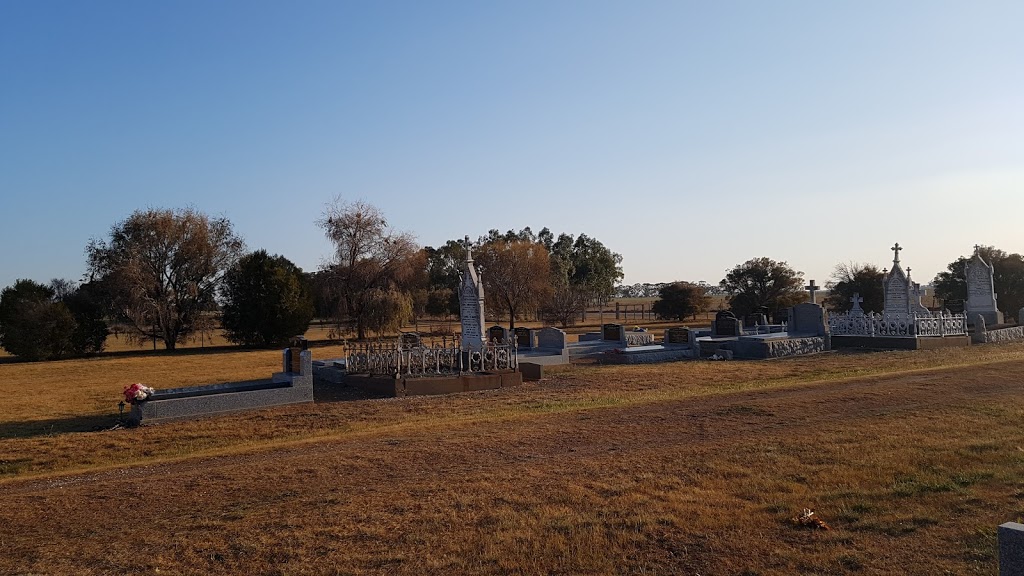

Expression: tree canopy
xmin=421 ymin=239 xmax=467 ymax=317
xmin=220 ymin=250 xmax=314 ymax=347
xmin=720 ymin=257 xmax=805 ymax=319
xmin=317 ymin=199 xmax=420 ymax=339
xmin=651 ymin=281 xmax=711 ymax=320
xmin=475 ymin=238 xmax=552 ymax=330
xmin=824 ymin=262 xmax=885 ymax=313
xmin=0 ymin=280 xmax=70 ymax=360
xmin=87 ymin=207 xmax=244 ymax=350
xmin=933 ymin=245 xmax=1024 ymax=320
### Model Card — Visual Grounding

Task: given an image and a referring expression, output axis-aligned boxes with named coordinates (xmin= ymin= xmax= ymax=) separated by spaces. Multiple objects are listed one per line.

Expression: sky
xmin=2 ymin=0 xmax=1022 ymax=291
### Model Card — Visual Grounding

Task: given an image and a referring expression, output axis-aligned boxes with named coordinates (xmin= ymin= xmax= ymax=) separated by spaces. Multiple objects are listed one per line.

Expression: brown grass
xmin=2 ymin=344 xmax=1024 ymax=574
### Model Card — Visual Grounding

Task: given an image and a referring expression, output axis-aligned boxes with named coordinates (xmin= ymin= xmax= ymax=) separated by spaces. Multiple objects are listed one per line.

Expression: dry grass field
xmin=3 ymin=343 xmax=1024 ymax=574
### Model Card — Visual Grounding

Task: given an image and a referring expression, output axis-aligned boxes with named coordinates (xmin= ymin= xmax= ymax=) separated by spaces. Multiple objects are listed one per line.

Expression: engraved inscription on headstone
xmin=665 ymin=327 xmax=690 ymax=344
xmin=603 ymin=323 xmax=622 ymax=341
xmin=885 ymin=280 xmax=908 ymax=313
xmin=712 ymin=310 xmax=741 ymax=337
xmin=488 ymin=325 xmax=507 ymax=343
xmin=514 ymin=327 xmax=533 ymax=349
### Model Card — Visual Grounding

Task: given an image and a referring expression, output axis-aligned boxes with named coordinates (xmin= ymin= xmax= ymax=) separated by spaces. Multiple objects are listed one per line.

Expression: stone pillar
xmin=459 ymin=241 xmax=486 ymax=351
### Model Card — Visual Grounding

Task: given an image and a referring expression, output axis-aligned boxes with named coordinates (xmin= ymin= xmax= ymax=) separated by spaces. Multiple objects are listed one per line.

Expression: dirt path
xmin=2 ymin=360 xmax=1022 ymax=575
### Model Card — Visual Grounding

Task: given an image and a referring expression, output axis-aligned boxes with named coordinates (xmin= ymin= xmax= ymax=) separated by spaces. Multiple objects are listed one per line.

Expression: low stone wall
xmin=725 ymin=337 xmax=826 ymax=359
xmin=130 ymin=348 xmax=314 ymax=425
xmin=131 ymin=380 xmax=312 ymax=423
xmin=347 ymin=371 xmax=522 ymax=397
xmin=601 ymin=348 xmax=694 ymax=364
xmin=917 ymin=335 xmax=971 ymax=350
xmin=832 ymin=335 xmax=970 ymax=350
xmin=981 ymin=325 xmax=1024 ymax=344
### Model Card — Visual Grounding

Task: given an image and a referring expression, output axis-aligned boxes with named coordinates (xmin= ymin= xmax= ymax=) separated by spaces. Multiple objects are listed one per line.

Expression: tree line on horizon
xmin=2 ymin=202 xmax=1021 ymax=361
xmin=0 ymin=201 xmax=625 ymax=359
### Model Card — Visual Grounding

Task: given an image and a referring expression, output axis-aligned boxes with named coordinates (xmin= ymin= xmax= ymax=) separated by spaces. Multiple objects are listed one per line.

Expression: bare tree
xmin=86 ymin=207 xmax=244 ymax=350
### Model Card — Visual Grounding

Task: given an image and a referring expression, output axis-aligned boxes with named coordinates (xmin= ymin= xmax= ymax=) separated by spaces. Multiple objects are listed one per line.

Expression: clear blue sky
xmin=2 ymin=1 xmax=1022 ymax=291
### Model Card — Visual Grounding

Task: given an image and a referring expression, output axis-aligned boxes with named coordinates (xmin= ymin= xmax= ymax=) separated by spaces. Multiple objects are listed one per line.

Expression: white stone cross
xmin=805 ymin=280 xmax=819 ymax=304
xmin=891 ymin=242 xmax=902 ymax=264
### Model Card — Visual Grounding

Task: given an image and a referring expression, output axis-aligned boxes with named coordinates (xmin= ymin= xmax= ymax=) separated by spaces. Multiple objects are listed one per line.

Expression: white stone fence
xmin=829 ymin=312 xmax=966 ymax=338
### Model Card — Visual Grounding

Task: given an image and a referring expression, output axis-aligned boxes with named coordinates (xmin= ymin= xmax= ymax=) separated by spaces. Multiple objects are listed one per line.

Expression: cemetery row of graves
xmin=5 ymin=202 xmax=1022 ymax=367
xmin=125 ymin=240 xmax=1024 ymax=427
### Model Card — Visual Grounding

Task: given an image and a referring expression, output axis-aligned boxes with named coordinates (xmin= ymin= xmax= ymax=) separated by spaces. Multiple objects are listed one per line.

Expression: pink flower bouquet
xmin=123 ymin=383 xmax=156 ymax=404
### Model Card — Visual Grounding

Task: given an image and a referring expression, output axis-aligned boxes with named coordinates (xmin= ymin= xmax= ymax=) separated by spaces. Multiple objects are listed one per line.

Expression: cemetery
xmin=117 ymin=241 xmax=1024 ymax=426
xmin=6 ymin=240 xmax=1024 ymax=575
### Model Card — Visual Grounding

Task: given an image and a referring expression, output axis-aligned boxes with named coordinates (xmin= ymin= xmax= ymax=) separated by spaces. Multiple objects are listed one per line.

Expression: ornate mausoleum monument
xmin=881 ymin=242 xmax=931 ymax=318
xmin=829 ymin=242 xmax=968 ymax=349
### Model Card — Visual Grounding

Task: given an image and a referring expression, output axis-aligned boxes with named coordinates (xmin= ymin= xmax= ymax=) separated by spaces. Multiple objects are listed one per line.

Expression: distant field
xmin=2 ymin=343 xmax=1024 ymax=573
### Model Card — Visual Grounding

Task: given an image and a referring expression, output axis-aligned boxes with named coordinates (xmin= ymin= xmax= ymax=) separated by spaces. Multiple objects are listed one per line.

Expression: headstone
xmin=514 ymin=327 xmax=534 ymax=349
xmin=743 ymin=313 xmax=767 ymax=328
xmin=536 ymin=327 xmax=567 ymax=350
xmin=400 ymin=332 xmax=421 ymax=347
xmin=519 ymin=362 xmax=544 ymax=382
xmin=664 ymin=327 xmax=690 ymax=345
xmin=999 ymin=522 xmax=1024 ymax=576
xmin=488 ymin=325 xmax=508 ymax=343
xmin=972 ymin=313 xmax=987 ymax=333
xmin=850 ymin=293 xmax=865 ymax=316
xmin=712 ymin=311 xmax=741 ymax=337
xmin=603 ymin=323 xmax=622 ymax=341
xmin=459 ymin=237 xmax=486 ymax=351
xmin=965 ymin=249 xmax=1004 ymax=326
xmin=287 ymin=337 xmax=308 ymax=373
xmin=970 ymin=313 xmax=987 ymax=344
xmin=788 ymin=303 xmax=828 ymax=336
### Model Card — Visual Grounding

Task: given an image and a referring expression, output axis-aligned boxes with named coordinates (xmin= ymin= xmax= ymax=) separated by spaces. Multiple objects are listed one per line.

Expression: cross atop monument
xmin=891 ymin=242 xmax=902 ymax=264
xmin=805 ymin=279 xmax=819 ymax=304
xmin=463 ymin=235 xmax=473 ymax=261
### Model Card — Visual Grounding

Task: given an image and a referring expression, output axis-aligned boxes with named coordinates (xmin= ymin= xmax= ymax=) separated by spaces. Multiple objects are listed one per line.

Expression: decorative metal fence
xmin=828 ymin=312 xmax=966 ymax=338
xmin=345 ymin=337 xmax=517 ymax=377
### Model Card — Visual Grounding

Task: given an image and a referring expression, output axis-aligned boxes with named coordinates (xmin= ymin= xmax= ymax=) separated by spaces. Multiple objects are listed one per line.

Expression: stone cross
xmin=805 ymin=280 xmax=819 ymax=304
xmin=850 ymin=293 xmax=864 ymax=312
xmin=891 ymin=242 xmax=902 ymax=264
